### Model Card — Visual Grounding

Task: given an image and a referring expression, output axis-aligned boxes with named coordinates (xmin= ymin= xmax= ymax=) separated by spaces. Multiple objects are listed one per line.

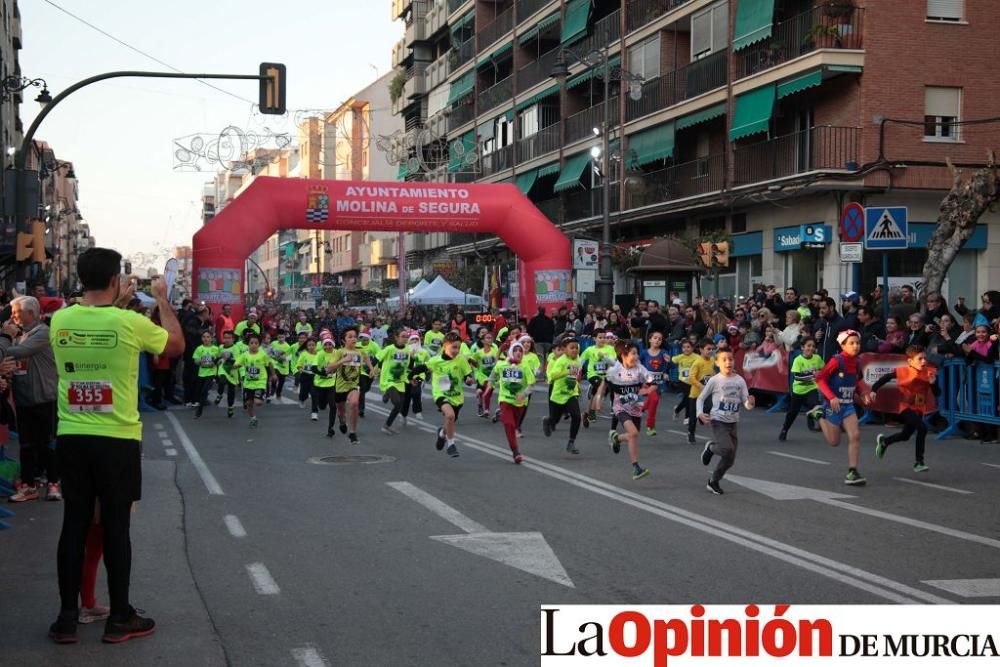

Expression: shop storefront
xmin=630 ymin=239 xmax=704 ymax=305
xmin=774 ymin=224 xmax=833 ymax=295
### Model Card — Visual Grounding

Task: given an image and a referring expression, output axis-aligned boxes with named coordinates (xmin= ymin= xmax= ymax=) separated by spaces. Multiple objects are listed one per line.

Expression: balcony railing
xmin=479 ymin=75 xmax=514 ymax=114
xmin=564 ymin=102 xmax=620 ymax=146
xmin=534 ymin=197 xmax=561 ymax=224
xmin=447 ymin=0 xmax=467 ymax=15
xmin=449 ymin=102 xmax=476 ymax=130
xmin=517 ymin=47 xmax=560 ymax=91
xmin=735 ymin=5 xmax=864 ymax=80
xmin=626 ymin=49 xmax=728 ymax=122
xmin=516 ymin=121 xmax=561 ymax=162
xmin=626 ymin=0 xmax=693 ymax=34
xmin=517 ymin=0 xmax=551 ymax=22
xmin=732 ymin=126 xmax=860 ymax=185
xmin=572 ymin=9 xmax=621 ymax=58
xmin=452 ymin=37 xmax=475 ymax=69
xmin=478 ymin=6 xmax=514 ymax=51
xmin=624 ymin=154 xmax=725 ymax=209
xmin=480 ymin=144 xmax=515 ymax=177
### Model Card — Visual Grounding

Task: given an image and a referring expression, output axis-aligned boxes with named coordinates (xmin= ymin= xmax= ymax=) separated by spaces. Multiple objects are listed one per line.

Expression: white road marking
xmin=157 ymin=431 xmax=169 ymax=439
xmin=224 ymin=514 xmax=247 ymax=538
xmin=387 ymin=481 xmax=487 ymax=533
xmin=153 ymin=423 xmax=164 ymax=431
xmin=767 ymin=450 xmax=831 ymax=465
xmin=981 ymin=462 xmax=1000 ymax=470
xmin=666 ymin=429 xmax=709 ymax=441
xmin=892 ymin=477 xmax=973 ymax=495
xmin=165 ymin=412 xmax=224 ymax=496
xmin=246 ymin=562 xmax=280 ymax=595
xmin=162 ymin=439 xmax=174 ymax=448
xmin=365 ymin=405 xmax=950 ymax=604
xmin=292 ymin=646 xmax=330 ymax=667
xmin=164 ymin=448 xmax=177 ymax=457
xmin=922 ymin=578 xmax=1000 ymax=598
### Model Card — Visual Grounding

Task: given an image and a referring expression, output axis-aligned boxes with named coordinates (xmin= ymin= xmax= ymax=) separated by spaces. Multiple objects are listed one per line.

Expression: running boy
xmin=542 ymin=335 xmax=583 ymax=453
xmin=779 ymin=336 xmax=824 ymax=441
xmin=192 ymin=330 xmax=218 ymax=419
xmin=686 ymin=339 xmax=717 ymax=444
xmin=356 ymin=329 xmax=381 ymax=418
xmin=697 ymin=347 xmax=754 ymax=495
xmin=215 ymin=330 xmax=242 ymax=418
xmin=809 ymin=330 xmax=868 ymax=485
xmin=471 ymin=331 xmax=500 ymax=418
xmin=581 ymin=329 xmax=616 ymax=425
xmin=234 ymin=332 xmax=275 ymax=427
xmin=295 ymin=338 xmax=320 ymax=420
xmin=425 ymin=332 xmax=475 ymax=457
xmin=671 ymin=339 xmax=698 ymax=421
xmin=873 ymin=345 xmax=939 ymax=473
xmin=268 ymin=329 xmax=292 ymax=404
xmin=377 ymin=328 xmax=413 ymax=435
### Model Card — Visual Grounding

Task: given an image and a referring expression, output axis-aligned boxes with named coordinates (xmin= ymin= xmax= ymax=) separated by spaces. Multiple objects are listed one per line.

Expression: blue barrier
xmin=138 ymin=354 xmax=154 ymax=413
xmin=936 ymin=359 xmax=1000 ymax=440
xmin=0 ymin=444 xmax=16 ymax=528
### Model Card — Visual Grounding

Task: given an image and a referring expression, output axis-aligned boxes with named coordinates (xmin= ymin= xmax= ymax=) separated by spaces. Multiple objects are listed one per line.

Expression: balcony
xmin=734 ymin=6 xmax=864 ymax=80
xmin=426 ymin=52 xmax=451 ymax=89
xmin=626 ymin=0 xmax=693 ymax=34
xmin=424 ymin=0 xmax=449 ymax=35
xmin=517 ymin=47 xmax=560 ymax=91
xmin=405 ymin=14 xmax=428 ymax=45
xmin=478 ymin=6 xmax=514 ymax=51
xmin=626 ymin=49 xmax=728 ymax=122
xmin=517 ymin=0 xmax=552 ymax=22
xmin=449 ymin=102 xmax=476 ymax=131
xmin=480 ymin=144 xmax=515 ymax=178
xmin=732 ymin=126 xmax=860 ymax=186
xmin=403 ymin=64 xmax=427 ymax=99
xmin=448 ymin=0 xmax=468 ymax=15
xmin=452 ymin=37 xmax=475 ymax=69
xmin=392 ymin=0 xmax=412 ymax=20
xmin=624 ymin=154 xmax=725 ymax=208
xmin=564 ymin=102 xmax=620 ymax=146
xmin=571 ymin=9 xmax=621 ymax=59
xmin=392 ymin=38 xmax=408 ymax=69
xmin=479 ymin=76 xmax=514 ymax=114
xmin=516 ymin=122 xmax=561 ymax=162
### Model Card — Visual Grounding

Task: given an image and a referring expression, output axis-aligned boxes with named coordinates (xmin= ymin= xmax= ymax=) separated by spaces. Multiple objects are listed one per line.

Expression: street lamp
xmin=551 ymin=45 xmax=644 ymax=307
xmin=1 ymin=76 xmax=51 ymax=107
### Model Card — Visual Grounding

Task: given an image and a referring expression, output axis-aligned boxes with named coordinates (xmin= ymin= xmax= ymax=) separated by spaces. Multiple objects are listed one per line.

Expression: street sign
xmin=310 ymin=287 xmax=323 ymax=298
xmin=799 ymin=224 xmax=828 ymax=249
xmin=575 ymin=269 xmax=596 ymax=293
xmin=865 ymin=207 xmax=908 ymax=249
xmin=841 ymin=202 xmax=865 ymax=242
xmin=840 ymin=242 xmax=863 ymax=263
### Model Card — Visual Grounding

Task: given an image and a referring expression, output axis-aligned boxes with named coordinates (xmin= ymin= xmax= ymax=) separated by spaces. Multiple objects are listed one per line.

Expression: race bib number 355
xmin=68 ymin=381 xmax=114 ymax=413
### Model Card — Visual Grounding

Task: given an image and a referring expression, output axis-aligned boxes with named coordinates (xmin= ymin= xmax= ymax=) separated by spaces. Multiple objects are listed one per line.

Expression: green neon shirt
xmin=490 ymin=359 xmax=532 ymax=407
xmin=791 ymin=353 xmax=824 ymax=395
xmin=268 ymin=341 xmax=293 ymax=376
xmin=238 ymin=349 xmax=273 ymax=390
xmin=548 ymin=354 xmax=583 ymax=404
xmin=294 ymin=322 xmax=313 ymax=336
xmin=424 ymin=330 xmax=445 ymax=349
xmin=522 ymin=351 xmax=542 ymax=382
xmin=233 ymin=320 xmax=262 ymax=339
xmin=427 ymin=353 xmax=472 ymax=405
xmin=473 ymin=344 xmax=500 ymax=384
xmin=378 ymin=345 xmax=412 ymax=392
xmin=193 ymin=344 xmax=219 ymax=378
xmin=314 ymin=349 xmax=336 ymax=388
xmin=582 ymin=344 xmax=616 ymax=379
xmin=295 ymin=349 xmax=320 ymax=376
xmin=332 ymin=348 xmax=367 ymax=392
xmin=358 ymin=340 xmax=381 ymax=377
xmin=216 ymin=342 xmax=244 ymax=383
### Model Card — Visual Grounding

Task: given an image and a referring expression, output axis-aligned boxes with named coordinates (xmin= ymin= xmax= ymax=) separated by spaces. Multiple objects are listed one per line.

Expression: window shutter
xmin=711 ymin=2 xmax=729 ymax=54
xmin=691 ymin=9 xmax=711 ymax=57
xmin=927 ymin=0 xmax=962 ymax=20
xmin=925 ymin=86 xmax=960 ymax=118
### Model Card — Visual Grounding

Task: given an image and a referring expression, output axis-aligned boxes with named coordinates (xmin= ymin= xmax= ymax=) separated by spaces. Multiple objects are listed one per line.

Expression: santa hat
xmin=321 ymin=336 xmax=335 ymax=347
xmin=507 ymin=342 xmax=525 ymax=356
xmin=408 ymin=332 xmax=421 ymax=343
xmin=359 ymin=328 xmax=371 ymax=339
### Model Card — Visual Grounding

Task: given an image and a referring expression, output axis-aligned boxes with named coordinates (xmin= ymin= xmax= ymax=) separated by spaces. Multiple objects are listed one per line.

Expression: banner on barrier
xmin=734 ymin=348 xmax=790 ymax=395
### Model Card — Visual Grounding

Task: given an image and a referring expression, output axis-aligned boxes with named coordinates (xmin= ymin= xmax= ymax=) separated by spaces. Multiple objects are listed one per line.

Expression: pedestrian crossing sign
xmin=864 ymin=207 xmax=908 ymax=249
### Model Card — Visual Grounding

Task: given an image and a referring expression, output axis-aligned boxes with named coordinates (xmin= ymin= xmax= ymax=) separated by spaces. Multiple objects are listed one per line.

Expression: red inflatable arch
xmin=192 ymin=177 xmax=571 ymax=321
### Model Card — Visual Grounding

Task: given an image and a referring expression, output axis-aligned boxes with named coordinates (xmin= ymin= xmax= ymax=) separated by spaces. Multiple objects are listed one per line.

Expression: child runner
xmin=671 ymin=340 xmax=698 ymax=422
xmin=291 ymin=331 xmax=309 ymax=391
xmin=593 ymin=341 xmax=655 ymax=480
xmin=234 ymin=332 xmax=275 ymax=428
xmin=873 ymin=345 xmax=939 ymax=473
xmin=425 ymin=332 xmax=475 ymax=458
xmin=314 ymin=337 xmax=338 ymax=435
xmin=328 ymin=326 xmax=375 ymax=444
xmin=697 ymin=347 xmax=754 ymax=495
xmin=356 ymin=329 xmax=381 ymax=418
xmin=471 ymin=331 xmax=500 ymax=418
xmin=192 ymin=330 xmax=218 ymax=420
xmin=377 ymin=328 xmax=413 ymax=435
xmin=779 ymin=336 xmax=823 ymax=441
xmin=423 ymin=318 xmax=445 ymax=349
xmin=639 ymin=331 xmax=671 ymax=436
xmin=808 ymin=330 xmax=868 ymax=485
xmin=515 ymin=335 xmax=542 ymax=437
xmin=401 ymin=332 xmax=428 ymax=425
xmin=542 ymin=336 xmax=583 ymax=453
xmin=268 ymin=329 xmax=292 ymax=404
xmin=485 ymin=342 xmax=532 ymax=463
xmin=214 ymin=330 xmax=242 ymax=418
xmin=581 ymin=329 xmax=615 ymax=426
xmin=295 ymin=338 xmax=321 ymax=420
xmin=686 ymin=339 xmax=717 ymax=444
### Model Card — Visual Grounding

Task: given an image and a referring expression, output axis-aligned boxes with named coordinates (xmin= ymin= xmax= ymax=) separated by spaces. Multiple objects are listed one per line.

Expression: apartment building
xmin=0 ymin=0 xmax=23 ymax=225
xmin=391 ymin=0 xmax=1000 ymax=304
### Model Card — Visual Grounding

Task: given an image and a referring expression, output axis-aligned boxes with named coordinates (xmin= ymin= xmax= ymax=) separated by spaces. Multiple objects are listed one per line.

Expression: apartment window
xmin=924 ymin=86 xmax=961 ymax=141
xmin=519 ymin=106 xmax=539 ymax=138
xmin=691 ymin=1 xmax=728 ymax=60
xmin=628 ymin=35 xmax=661 ymax=81
xmin=495 ymin=116 xmax=514 ymax=149
xmin=926 ymin=0 xmax=963 ymax=21
xmin=695 ymin=132 xmax=710 ymax=177
xmin=427 ymin=85 xmax=449 ymax=117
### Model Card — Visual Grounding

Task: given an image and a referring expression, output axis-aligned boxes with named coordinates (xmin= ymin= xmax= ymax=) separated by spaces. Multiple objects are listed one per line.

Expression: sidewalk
xmin=0 ymin=457 xmax=227 ymax=666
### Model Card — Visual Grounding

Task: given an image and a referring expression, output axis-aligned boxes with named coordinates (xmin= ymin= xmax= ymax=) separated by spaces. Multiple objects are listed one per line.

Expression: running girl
xmin=779 ymin=336 xmax=823 ymax=441
xmin=485 ymin=342 xmax=533 ymax=464
xmin=295 ymin=338 xmax=320 ymax=420
xmin=215 ymin=330 xmax=241 ymax=418
xmin=639 ymin=331 xmax=671 ymax=436
xmin=328 ymin=326 xmax=375 ymax=444
xmin=192 ymin=330 xmax=218 ymax=420
xmin=376 ymin=328 xmax=413 ymax=435
xmin=593 ymin=340 xmax=655 ymax=480
xmin=234 ymin=332 xmax=275 ymax=428
xmin=471 ymin=332 xmax=500 ymax=418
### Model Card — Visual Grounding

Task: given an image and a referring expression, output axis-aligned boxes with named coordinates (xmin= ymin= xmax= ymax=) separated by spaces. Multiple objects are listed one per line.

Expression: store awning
xmin=515 ymin=85 xmax=559 ymax=111
xmin=675 ymin=102 xmax=727 ymax=130
xmin=518 ymin=11 xmax=559 ymax=44
xmin=729 ymin=84 xmax=775 ymax=141
xmin=777 ymin=69 xmax=822 ymax=99
xmin=561 ymin=0 xmax=591 ymax=45
xmin=733 ymin=0 xmax=775 ymax=51
xmin=566 ymin=54 xmax=621 ymax=89
xmin=477 ymin=40 xmax=513 ymax=66
xmin=537 ymin=162 xmax=560 ymax=178
xmin=553 ymin=152 xmax=591 ymax=192
xmin=628 ymin=121 xmax=674 ymax=166
xmin=515 ymin=169 xmax=538 ymax=194
xmin=447 ymin=71 xmax=476 ymax=105
xmin=448 ymin=131 xmax=476 ymax=173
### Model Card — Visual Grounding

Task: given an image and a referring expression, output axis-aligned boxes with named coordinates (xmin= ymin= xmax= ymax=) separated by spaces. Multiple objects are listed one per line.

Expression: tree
xmin=922 ymin=152 xmax=1000 ymax=302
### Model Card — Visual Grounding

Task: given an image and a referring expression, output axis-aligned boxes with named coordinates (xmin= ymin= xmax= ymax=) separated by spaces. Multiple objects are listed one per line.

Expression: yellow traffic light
xmin=17 ymin=220 xmax=47 ymax=263
xmin=698 ymin=242 xmax=713 ymax=268
xmin=712 ymin=241 xmax=729 ymax=267
xmin=258 ymin=63 xmax=286 ymax=115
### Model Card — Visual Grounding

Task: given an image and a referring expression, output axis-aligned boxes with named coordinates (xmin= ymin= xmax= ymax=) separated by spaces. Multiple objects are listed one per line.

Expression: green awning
xmin=561 ymin=0 xmax=591 ymax=45
xmin=447 ymin=71 xmax=476 ymax=105
xmin=777 ymin=69 xmax=822 ymax=99
xmin=827 ymin=65 xmax=863 ymax=73
xmin=477 ymin=40 xmax=513 ymax=66
xmin=628 ymin=122 xmax=674 ymax=166
xmin=515 ymin=170 xmax=538 ymax=194
xmin=566 ymin=55 xmax=621 ymax=89
xmin=553 ymin=152 xmax=592 ymax=192
xmin=515 ymin=85 xmax=559 ymax=111
xmin=397 ymin=162 xmax=409 ymax=180
xmin=733 ymin=0 xmax=775 ymax=51
xmin=451 ymin=11 xmax=474 ymax=32
xmin=729 ymin=85 xmax=775 ymax=141
xmin=676 ymin=103 xmax=727 ymax=130
xmin=537 ymin=162 xmax=560 ymax=178
xmin=518 ymin=11 xmax=559 ymax=43
xmin=448 ymin=131 xmax=477 ymax=173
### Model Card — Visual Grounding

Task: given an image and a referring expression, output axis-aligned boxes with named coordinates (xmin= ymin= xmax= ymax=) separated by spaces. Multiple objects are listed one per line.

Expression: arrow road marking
xmin=982 ymin=463 xmax=1000 ymax=470
xmin=767 ymin=451 xmax=832 ymax=465
xmin=922 ymin=579 xmax=1000 ymax=598
xmin=892 ymin=477 xmax=973 ymax=495
xmin=387 ymin=481 xmax=574 ymax=588
xmin=726 ymin=475 xmax=1000 ymax=550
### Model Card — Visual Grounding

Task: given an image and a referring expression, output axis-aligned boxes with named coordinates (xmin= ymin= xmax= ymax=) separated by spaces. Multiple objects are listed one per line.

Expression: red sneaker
xmin=9 ymin=482 xmax=39 ymax=503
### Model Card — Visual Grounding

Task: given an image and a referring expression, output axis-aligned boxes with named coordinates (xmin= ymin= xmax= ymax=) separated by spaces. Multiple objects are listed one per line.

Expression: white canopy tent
xmin=384 ymin=275 xmax=483 ymax=307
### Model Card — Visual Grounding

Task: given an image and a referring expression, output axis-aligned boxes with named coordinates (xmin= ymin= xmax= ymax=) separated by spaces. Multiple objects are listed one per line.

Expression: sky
xmin=19 ymin=0 xmax=400 ymax=265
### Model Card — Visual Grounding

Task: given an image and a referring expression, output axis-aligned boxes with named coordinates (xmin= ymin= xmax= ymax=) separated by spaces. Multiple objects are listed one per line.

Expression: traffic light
xmin=16 ymin=220 xmax=47 ymax=263
xmin=265 ymin=288 xmax=275 ymax=300
xmin=711 ymin=241 xmax=729 ymax=267
xmin=258 ymin=63 xmax=286 ymax=115
xmin=698 ymin=242 xmax=712 ymax=268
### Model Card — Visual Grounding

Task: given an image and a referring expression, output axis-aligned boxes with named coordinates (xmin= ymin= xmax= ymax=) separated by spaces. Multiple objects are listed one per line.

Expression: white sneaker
xmin=311 ymin=412 xmax=319 ymax=421
xmin=414 ymin=413 xmax=424 ymax=421
xmin=402 ymin=416 xmax=408 ymax=427
xmin=299 ymin=400 xmax=306 ymax=408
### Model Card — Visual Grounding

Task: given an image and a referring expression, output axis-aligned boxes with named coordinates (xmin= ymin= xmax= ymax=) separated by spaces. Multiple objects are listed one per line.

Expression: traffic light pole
xmin=13 ymin=69 xmax=272 ymax=284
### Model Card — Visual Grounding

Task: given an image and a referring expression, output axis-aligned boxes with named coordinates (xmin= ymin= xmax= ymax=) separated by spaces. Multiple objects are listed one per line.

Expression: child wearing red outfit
xmin=872 ymin=345 xmax=940 ymax=473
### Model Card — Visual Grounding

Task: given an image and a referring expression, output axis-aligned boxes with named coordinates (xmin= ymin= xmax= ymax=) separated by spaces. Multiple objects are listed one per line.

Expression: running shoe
xmin=609 ymin=430 xmax=621 ymax=454
xmin=8 ymin=483 xmax=39 ymax=503
xmin=435 ymin=427 xmax=446 ymax=450
xmin=381 ymin=425 xmax=397 ymax=436
xmin=701 ymin=441 xmax=714 ymax=466
xmin=479 ymin=410 xmax=489 ymax=419
xmin=101 ymin=607 xmax=155 ymax=644
xmin=265 ymin=397 xmax=271 ymax=404
xmin=214 ymin=394 xmax=223 ymax=405
xmin=382 ymin=392 xmax=389 ymax=403
xmin=565 ymin=440 xmax=579 ymax=455
xmin=706 ymin=479 xmax=724 ymax=495
xmin=492 ymin=409 xmax=500 ymax=423
xmin=516 ymin=429 xmax=523 ymax=439
xmin=632 ymin=465 xmax=650 ymax=481
xmin=582 ymin=412 xmax=592 ymax=429
xmin=875 ymin=433 xmax=888 ymax=460
xmin=339 ymin=422 xmax=348 ymax=435
xmin=512 ymin=450 xmax=523 ymax=464
xmin=358 ymin=410 xmax=365 ymax=418
xmin=844 ymin=469 xmax=867 ymax=486
xmin=477 ymin=408 xmax=485 ymax=418
xmin=683 ymin=417 xmax=689 ymax=425
xmin=227 ymin=407 xmax=234 ymax=418
xmin=349 ymin=433 xmax=359 ymax=445
xmin=778 ymin=430 xmax=787 ymax=442
xmin=49 ymin=613 xmax=78 ymax=644
xmin=414 ymin=412 xmax=424 ymax=421
xmin=79 ymin=604 xmax=110 ymax=624
xmin=672 ymin=410 xmax=681 ymax=421
xmin=687 ymin=432 xmax=695 ymax=445
xmin=299 ymin=400 xmax=306 ymax=408
xmin=806 ymin=406 xmax=824 ymax=422
xmin=646 ymin=427 xmax=656 ymax=437
xmin=46 ymin=482 xmax=62 ymax=501
xmin=310 ymin=412 xmax=319 ymax=422
xmin=326 ymin=428 xmax=335 ymax=438
xmin=250 ymin=417 xmax=258 ymax=428
xmin=446 ymin=443 xmax=460 ymax=458
xmin=542 ymin=416 xmax=552 ymax=437
xmin=913 ymin=462 xmax=929 ymax=473
xmin=193 ymin=408 xmax=202 ymax=420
